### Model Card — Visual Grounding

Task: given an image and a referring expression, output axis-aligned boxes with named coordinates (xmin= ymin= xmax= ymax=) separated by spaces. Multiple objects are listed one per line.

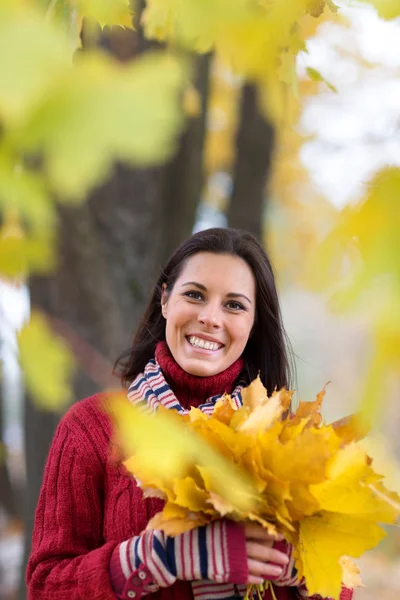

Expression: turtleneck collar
xmin=155 ymin=341 xmax=244 ymax=410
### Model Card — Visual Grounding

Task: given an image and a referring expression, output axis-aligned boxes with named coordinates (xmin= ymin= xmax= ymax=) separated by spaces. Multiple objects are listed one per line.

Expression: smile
xmin=186 ymin=336 xmax=224 ymax=351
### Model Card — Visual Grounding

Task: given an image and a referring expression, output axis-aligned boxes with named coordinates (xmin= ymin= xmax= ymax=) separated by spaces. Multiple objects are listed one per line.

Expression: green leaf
xmin=0 ymin=229 xmax=55 ymax=278
xmin=359 ymin=0 xmax=400 ymax=20
xmin=19 ymin=52 xmax=187 ymax=199
xmin=18 ymin=311 xmax=75 ymax=411
xmin=0 ymin=156 xmax=55 ymax=227
xmin=75 ymin=0 xmax=134 ymax=28
xmin=0 ymin=6 xmax=71 ymax=123
xmin=306 ymin=67 xmax=337 ymax=93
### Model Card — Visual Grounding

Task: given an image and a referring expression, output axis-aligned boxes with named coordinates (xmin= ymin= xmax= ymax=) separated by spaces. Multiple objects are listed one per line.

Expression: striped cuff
xmin=109 ymin=520 xmax=248 ymax=599
xmin=269 ymin=540 xmax=300 ymax=587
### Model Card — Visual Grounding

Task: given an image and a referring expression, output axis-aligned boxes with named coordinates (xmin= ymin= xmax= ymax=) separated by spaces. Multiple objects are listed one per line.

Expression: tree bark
xmin=160 ymin=53 xmax=212 ymax=260
xmin=19 ymin=161 xmax=167 ymax=599
xmin=19 ymin=27 xmax=209 ymax=600
xmin=228 ymin=84 xmax=275 ymax=240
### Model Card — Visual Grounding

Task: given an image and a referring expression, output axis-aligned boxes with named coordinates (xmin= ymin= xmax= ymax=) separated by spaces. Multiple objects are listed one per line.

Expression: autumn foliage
xmin=114 ymin=377 xmax=400 ymax=599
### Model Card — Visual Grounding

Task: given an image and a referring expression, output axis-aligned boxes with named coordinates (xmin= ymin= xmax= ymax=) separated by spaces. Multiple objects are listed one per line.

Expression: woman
xmin=27 ymin=228 xmax=352 ymax=600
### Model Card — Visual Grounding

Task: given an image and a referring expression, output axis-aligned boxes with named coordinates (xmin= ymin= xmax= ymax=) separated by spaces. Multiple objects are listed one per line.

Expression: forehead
xmin=176 ymin=252 xmax=255 ymax=293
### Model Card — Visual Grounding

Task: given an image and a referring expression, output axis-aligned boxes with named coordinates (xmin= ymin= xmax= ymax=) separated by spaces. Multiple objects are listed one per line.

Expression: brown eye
xmin=226 ymin=300 xmax=245 ymax=311
xmin=183 ymin=290 xmax=203 ymax=301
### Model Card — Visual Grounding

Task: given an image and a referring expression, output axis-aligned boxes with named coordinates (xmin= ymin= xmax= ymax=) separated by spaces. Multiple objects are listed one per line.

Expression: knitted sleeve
xmin=26 ymin=401 xmax=119 ymax=600
xmin=26 ymin=399 xmax=249 ymax=600
xmin=109 ymin=521 xmax=248 ymax=599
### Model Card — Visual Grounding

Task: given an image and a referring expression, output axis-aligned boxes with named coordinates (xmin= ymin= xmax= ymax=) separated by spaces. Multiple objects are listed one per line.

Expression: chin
xmin=181 ymin=359 xmax=222 ymax=378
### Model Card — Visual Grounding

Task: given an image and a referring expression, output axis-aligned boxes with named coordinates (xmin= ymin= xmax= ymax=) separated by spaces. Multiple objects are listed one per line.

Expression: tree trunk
xmin=160 ymin=53 xmax=212 ymax=260
xmin=228 ymin=84 xmax=275 ymax=240
xmin=19 ymin=160 xmax=167 ymax=599
xmin=19 ymin=30 xmax=209 ymax=600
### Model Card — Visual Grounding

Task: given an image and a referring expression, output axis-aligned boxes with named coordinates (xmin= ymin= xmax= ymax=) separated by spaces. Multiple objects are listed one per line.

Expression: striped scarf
xmin=127 ymin=356 xmax=249 ymax=600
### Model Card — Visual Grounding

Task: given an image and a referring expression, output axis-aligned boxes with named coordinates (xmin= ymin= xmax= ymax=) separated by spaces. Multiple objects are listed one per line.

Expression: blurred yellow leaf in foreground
xmin=0 ymin=4 xmax=71 ymax=124
xmin=360 ymin=0 xmax=400 ymax=20
xmin=304 ymin=168 xmax=400 ymax=425
xmin=74 ymin=0 xmax=134 ymax=28
xmin=20 ymin=51 xmax=187 ymax=200
xmin=18 ymin=311 xmax=76 ymax=410
xmin=109 ymin=397 xmax=256 ymax=515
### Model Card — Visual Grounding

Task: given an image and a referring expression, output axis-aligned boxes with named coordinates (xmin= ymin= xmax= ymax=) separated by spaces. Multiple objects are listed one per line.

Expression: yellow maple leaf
xmin=239 ymin=376 xmax=292 ymax=434
xmin=113 ymin=400 xmax=194 ymax=480
xmin=291 ymin=385 xmax=328 ymax=426
xmin=190 ymin=412 xmax=249 ymax=462
xmin=339 ymin=556 xmax=364 ymax=589
xmin=0 ymin=211 xmax=54 ymax=278
xmin=286 ymin=483 xmax=320 ymax=521
xmin=273 ymin=388 xmax=294 ymax=413
xmin=188 ymin=406 xmax=208 ymax=423
xmin=112 ymin=398 xmax=256 ymax=518
xmin=147 ymin=502 xmax=208 ymax=535
xmin=213 ymin=394 xmax=238 ymax=425
xmin=207 ymin=492 xmax=236 ymax=517
xmin=241 ymin=374 xmax=268 ymax=411
xmin=239 ymin=393 xmax=284 ymax=434
xmin=359 ymin=0 xmax=400 ymax=20
xmin=172 ymin=476 xmax=215 ymax=513
xmin=247 ymin=512 xmax=278 ymax=537
xmin=279 ymin=418 xmax=310 ymax=443
xmin=74 ymin=0 xmax=134 ymax=29
xmin=299 ymin=512 xmax=387 ymax=599
xmin=240 ymin=445 xmax=270 ymax=494
xmin=229 ymin=405 xmax=251 ymax=430
xmin=303 ymin=168 xmax=400 ymax=425
xmin=0 ymin=6 xmax=71 ymax=124
xmin=115 ymin=376 xmax=400 ymax=598
xmin=310 ymin=443 xmax=400 ymax=523
xmin=332 ymin=414 xmax=370 ymax=445
xmin=261 ymin=425 xmax=341 ymax=484
xmin=196 ymin=464 xmax=255 ymax=515
xmin=18 ymin=311 xmax=75 ymax=410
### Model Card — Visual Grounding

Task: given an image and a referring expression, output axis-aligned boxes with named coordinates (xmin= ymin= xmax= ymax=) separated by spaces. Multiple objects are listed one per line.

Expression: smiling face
xmin=161 ymin=252 xmax=256 ymax=377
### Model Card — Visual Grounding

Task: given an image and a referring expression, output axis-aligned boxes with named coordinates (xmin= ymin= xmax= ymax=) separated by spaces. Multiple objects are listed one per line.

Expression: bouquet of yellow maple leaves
xmin=118 ymin=378 xmax=400 ymax=600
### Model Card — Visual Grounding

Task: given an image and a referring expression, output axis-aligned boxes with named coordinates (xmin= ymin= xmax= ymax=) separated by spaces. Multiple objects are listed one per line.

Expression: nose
xmin=197 ymin=302 xmax=222 ymax=329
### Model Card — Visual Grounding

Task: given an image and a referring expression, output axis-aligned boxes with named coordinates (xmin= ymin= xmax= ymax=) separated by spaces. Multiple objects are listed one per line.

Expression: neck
xmin=155 ymin=341 xmax=244 ymax=409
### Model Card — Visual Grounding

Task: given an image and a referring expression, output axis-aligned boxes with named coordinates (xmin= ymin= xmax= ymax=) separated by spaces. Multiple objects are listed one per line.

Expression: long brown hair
xmin=114 ymin=227 xmax=294 ymax=392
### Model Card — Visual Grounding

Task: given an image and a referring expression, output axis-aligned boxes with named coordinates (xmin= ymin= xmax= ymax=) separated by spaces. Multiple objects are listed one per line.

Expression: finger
xmin=246 ymin=541 xmax=289 ymax=566
xmin=247 ymin=558 xmax=284 ymax=580
xmin=247 ymin=574 xmax=264 ymax=585
xmin=244 ymin=522 xmax=284 ymax=542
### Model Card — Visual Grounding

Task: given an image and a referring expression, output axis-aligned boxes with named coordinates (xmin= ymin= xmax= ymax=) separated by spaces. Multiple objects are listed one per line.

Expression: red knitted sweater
xmin=26 ymin=345 xmax=248 ymax=600
xmin=26 ymin=344 xmax=352 ymax=600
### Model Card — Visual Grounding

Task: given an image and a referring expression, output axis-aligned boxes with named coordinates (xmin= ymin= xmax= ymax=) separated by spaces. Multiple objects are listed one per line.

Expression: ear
xmin=161 ymin=283 xmax=168 ymax=319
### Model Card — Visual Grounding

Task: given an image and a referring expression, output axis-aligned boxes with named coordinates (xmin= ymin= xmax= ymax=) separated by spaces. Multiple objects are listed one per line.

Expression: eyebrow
xmin=181 ymin=281 xmax=252 ymax=305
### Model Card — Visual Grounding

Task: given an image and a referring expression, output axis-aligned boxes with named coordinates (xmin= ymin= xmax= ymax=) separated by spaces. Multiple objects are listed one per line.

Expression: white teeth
xmin=188 ymin=336 xmax=220 ymax=351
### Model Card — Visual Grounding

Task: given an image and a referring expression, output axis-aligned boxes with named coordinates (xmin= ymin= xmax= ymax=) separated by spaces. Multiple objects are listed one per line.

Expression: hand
xmin=244 ymin=522 xmax=289 ymax=585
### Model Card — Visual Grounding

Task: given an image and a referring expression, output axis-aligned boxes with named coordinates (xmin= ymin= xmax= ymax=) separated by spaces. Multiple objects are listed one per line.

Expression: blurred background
xmin=0 ymin=1 xmax=399 ymax=599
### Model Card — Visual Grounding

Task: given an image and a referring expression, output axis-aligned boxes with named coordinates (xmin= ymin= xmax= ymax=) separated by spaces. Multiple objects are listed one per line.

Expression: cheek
xmin=228 ymin=317 xmax=254 ymax=347
xmin=166 ymin=300 xmax=196 ymax=332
